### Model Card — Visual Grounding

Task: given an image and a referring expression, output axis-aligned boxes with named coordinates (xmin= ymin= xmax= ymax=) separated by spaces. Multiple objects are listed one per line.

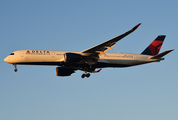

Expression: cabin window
xmin=10 ymin=53 xmax=14 ymax=55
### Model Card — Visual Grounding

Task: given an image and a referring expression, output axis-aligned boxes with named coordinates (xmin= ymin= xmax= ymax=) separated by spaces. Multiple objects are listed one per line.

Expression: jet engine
xmin=56 ymin=67 xmax=74 ymax=76
xmin=64 ymin=53 xmax=83 ymax=63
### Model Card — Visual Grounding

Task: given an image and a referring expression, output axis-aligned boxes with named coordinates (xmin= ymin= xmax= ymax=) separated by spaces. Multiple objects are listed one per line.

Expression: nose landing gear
xmin=13 ymin=64 xmax=18 ymax=72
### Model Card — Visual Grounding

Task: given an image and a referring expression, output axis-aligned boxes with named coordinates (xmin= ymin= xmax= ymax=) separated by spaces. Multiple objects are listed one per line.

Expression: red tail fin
xmin=141 ymin=35 xmax=165 ymax=56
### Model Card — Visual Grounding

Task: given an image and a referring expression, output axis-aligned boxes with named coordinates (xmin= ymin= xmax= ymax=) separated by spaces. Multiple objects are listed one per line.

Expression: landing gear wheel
xmin=81 ymin=74 xmax=85 ymax=78
xmin=14 ymin=68 xmax=18 ymax=72
xmin=86 ymin=73 xmax=90 ymax=78
xmin=81 ymin=73 xmax=91 ymax=78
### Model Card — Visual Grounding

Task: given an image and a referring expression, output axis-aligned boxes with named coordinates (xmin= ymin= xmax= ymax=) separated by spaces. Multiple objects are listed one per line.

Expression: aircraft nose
xmin=4 ymin=56 xmax=9 ymax=63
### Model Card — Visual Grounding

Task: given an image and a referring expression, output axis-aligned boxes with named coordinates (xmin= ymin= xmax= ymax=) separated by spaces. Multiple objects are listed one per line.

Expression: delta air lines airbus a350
xmin=4 ymin=23 xmax=173 ymax=78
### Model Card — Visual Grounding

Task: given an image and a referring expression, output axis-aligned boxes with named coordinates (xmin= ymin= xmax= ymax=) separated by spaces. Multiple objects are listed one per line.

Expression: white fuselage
xmin=4 ymin=50 xmax=156 ymax=68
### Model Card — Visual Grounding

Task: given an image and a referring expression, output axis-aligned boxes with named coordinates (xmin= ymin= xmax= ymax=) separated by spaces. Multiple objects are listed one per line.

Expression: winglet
xmin=92 ymin=69 xmax=102 ymax=73
xmin=133 ymin=23 xmax=141 ymax=30
xmin=96 ymin=69 xmax=102 ymax=72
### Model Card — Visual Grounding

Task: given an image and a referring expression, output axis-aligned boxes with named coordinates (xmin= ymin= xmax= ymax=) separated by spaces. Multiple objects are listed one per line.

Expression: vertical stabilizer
xmin=141 ymin=35 xmax=165 ymax=56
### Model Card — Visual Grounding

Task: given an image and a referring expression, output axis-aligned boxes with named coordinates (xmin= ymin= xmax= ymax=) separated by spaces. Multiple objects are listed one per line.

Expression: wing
xmin=82 ymin=23 xmax=141 ymax=54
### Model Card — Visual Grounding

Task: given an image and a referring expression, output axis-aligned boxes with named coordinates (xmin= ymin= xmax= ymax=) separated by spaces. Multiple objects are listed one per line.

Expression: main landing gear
xmin=13 ymin=64 xmax=18 ymax=72
xmin=81 ymin=73 xmax=91 ymax=78
xmin=81 ymin=69 xmax=102 ymax=78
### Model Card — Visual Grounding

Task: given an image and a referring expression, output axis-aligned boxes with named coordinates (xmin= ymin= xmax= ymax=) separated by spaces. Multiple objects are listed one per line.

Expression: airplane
xmin=4 ymin=23 xmax=174 ymax=78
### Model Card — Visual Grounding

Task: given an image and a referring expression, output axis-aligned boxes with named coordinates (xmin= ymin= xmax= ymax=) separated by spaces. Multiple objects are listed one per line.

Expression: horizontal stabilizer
xmin=150 ymin=49 xmax=174 ymax=59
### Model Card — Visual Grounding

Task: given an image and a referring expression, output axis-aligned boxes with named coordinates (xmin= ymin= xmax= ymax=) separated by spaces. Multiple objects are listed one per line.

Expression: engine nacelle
xmin=64 ymin=53 xmax=83 ymax=63
xmin=56 ymin=67 xmax=74 ymax=76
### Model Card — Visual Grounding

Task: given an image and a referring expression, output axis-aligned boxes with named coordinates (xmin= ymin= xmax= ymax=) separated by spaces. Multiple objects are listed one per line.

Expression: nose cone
xmin=4 ymin=56 xmax=9 ymax=63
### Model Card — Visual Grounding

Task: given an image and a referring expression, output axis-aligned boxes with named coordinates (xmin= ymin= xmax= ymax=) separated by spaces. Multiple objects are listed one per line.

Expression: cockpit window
xmin=10 ymin=53 xmax=14 ymax=55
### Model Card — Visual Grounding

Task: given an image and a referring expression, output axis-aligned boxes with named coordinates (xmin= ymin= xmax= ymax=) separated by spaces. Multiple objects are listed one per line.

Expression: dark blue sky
xmin=1 ymin=0 xmax=177 ymax=120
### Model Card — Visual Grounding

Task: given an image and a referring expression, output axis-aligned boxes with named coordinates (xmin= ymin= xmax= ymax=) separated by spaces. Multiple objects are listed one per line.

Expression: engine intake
xmin=56 ymin=67 xmax=74 ymax=76
xmin=64 ymin=53 xmax=83 ymax=63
